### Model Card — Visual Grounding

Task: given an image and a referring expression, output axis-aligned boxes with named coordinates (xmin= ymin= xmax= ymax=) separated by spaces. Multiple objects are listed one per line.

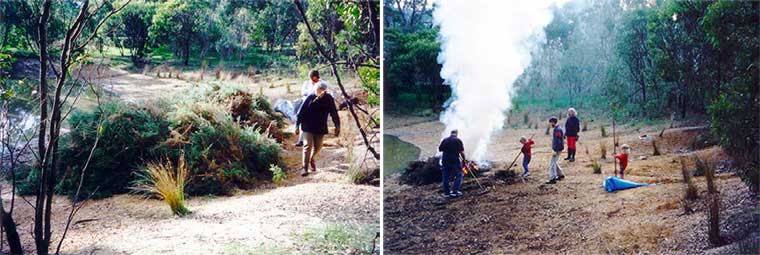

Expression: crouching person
xmin=439 ymin=129 xmax=466 ymax=198
xmin=295 ymin=82 xmax=340 ymax=176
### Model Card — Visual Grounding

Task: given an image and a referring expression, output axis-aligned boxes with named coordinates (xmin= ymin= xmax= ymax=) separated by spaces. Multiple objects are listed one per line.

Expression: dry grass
xmin=133 ymin=154 xmax=191 ymax=216
xmin=652 ymin=139 xmax=661 ymax=156
xmin=600 ymin=142 xmax=607 ymax=159
xmin=680 ymin=157 xmax=699 ymax=201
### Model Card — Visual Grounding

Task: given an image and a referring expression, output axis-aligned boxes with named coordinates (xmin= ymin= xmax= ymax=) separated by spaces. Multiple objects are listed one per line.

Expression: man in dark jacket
xmin=295 ymin=82 xmax=340 ymax=176
xmin=547 ymin=117 xmax=565 ymax=184
xmin=438 ymin=129 xmax=466 ymax=198
xmin=564 ymin=107 xmax=580 ymax=162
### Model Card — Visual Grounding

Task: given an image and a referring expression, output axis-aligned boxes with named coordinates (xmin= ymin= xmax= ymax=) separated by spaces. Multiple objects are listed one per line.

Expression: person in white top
xmin=294 ymin=70 xmax=329 ymax=146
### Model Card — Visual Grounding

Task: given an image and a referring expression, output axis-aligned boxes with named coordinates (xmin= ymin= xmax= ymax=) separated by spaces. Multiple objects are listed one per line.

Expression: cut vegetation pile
xmin=17 ymin=82 xmax=284 ymax=198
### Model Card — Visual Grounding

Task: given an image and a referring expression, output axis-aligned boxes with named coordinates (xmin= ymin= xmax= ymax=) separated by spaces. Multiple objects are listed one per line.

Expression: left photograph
xmin=0 ymin=0 xmax=380 ymax=254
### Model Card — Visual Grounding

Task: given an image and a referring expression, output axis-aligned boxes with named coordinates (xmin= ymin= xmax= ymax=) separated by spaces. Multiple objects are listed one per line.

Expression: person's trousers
xmin=522 ymin=155 xmax=531 ymax=174
xmin=441 ymin=162 xmax=463 ymax=195
xmin=549 ymin=152 xmax=565 ymax=180
xmin=302 ymin=132 xmax=324 ymax=170
xmin=567 ymin=136 xmax=577 ymax=158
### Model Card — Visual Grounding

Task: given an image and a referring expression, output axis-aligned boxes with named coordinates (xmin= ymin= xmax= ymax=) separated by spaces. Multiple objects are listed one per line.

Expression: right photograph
xmin=382 ymin=0 xmax=759 ymax=254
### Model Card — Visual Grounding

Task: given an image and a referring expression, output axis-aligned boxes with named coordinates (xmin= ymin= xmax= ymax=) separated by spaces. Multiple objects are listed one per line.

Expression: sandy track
xmin=1 ymin=67 xmax=380 ymax=254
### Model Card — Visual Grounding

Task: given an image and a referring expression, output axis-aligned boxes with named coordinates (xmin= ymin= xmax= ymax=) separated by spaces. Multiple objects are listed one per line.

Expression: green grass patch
xmin=221 ymin=242 xmax=290 ymax=255
xmin=297 ymin=223 xmax=376 ymax=255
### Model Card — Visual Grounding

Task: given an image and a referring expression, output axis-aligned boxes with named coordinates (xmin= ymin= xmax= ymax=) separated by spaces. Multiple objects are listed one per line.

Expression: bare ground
xmin=383 ymin=116 xmax=758 ymax=254
xmin=1 ymin=66 xmax=380 ymax=254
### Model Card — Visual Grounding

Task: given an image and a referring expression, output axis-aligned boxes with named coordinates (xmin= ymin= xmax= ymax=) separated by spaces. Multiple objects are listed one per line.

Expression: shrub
xmin=709 ymin=87 xmax=759 ymax=192
xmin=270 ymin=164 xmax=285 ymax=185
xmin=51 ymin=102 xmax=171 ymax=199
xmin=600 ymin=124 xmax=607 ymax=137
xmin=600 ymin=142 xmax=607 ymax=160
xmin=31 ymin=82 xmax=284 ymax=199
xmin=132 ymin=154 xmax=190 ymax=216
xmin=591 ymin=161 xmax=602 ymax=174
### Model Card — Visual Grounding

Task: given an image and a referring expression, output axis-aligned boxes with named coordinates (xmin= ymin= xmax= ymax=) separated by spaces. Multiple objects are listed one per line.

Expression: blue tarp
xmin=604 ymin=176 xmax=653 ymax=192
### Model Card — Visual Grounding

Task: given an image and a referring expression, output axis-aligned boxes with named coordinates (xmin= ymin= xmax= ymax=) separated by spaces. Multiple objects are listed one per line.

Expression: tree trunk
xmin=35 ymin=1 xmax=52 ymax=254
xmin=183 ymin=40 xmax=190 ymax=66
xmin=1 ymin=206 xmax=22 ymax=255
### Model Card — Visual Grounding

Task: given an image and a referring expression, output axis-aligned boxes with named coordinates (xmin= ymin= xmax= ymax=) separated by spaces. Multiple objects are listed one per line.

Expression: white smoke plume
xmin=434 ymin=0 xmax=560 ymax=161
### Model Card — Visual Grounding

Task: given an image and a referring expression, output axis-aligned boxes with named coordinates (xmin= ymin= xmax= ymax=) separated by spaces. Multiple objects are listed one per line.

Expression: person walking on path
xmin=438 ymin=130 xmax=466 ymax=198
xmin=547 ymin=117 xmax=566 ymax=184
xmin=564 ymin=108 xmax=580 ymax=162
xmin=295 ymin=82 xmax=340 ymax=176
xmin=295 ymin=70 xmax=330 ymax=147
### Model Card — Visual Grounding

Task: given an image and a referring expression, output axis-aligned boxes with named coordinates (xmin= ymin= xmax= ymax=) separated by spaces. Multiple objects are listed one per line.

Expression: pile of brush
xmin=400 ymin=157 xmax=443 ymax=186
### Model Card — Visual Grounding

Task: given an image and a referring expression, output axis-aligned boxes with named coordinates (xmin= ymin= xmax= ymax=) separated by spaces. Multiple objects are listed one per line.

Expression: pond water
xmin=382 ymin=134 xmax=421 ymax=177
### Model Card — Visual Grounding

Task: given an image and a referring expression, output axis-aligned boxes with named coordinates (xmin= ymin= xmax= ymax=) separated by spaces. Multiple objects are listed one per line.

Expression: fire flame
xmin=462 ymin=161 xmax=479 ymax=175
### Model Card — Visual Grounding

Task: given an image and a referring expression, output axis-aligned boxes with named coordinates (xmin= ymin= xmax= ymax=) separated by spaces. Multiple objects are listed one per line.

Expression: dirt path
xmin=384 ymin=117 xmax=758 ymax=254
xmin=1 ymin=66 xmax=380 ymax=254
xmin=1 ymin=116 xmax=379 ymax=255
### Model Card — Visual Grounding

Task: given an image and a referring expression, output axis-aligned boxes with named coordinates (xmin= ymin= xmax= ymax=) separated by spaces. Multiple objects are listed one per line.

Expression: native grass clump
xmin=18 ymin=83 xmax=283 ymax=198
xmin=132 ymin=154 xmax=191 ymax=216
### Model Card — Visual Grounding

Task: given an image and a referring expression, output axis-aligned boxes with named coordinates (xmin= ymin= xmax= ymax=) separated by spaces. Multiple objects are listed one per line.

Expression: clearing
xmin=383 ymin=115 xmax=758 ymax=254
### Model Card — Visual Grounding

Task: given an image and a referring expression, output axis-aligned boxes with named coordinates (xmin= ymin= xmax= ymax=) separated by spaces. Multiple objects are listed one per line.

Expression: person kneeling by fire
xmin=438 ymin=129 xmax=467 ymax=198
xmin=295 ymin=82 xmax=340 ymax=176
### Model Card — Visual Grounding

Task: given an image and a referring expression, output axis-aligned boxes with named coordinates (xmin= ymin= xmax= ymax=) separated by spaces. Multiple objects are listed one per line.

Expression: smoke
xmin=434 ymin=0 xmax=561 ymax=161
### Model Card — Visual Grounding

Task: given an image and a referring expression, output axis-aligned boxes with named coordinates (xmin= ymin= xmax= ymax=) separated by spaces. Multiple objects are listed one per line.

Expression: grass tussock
xmin=600 ymin=142 xmax=607 ymax=160
xmin=592 ymin=161 xmax=602 ymax=174
xmin=601 ymin=124 xmax=608 ymax=137
xmin=652 ymin=139 xmax=661 ymax=156
xmin=133 ymin=153 xmax=190 ymax=216
xmin=680 ymin=157 xmax=698 ymax=201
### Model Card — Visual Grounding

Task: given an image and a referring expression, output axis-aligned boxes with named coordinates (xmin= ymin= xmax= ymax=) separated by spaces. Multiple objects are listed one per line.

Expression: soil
xmin=383 ymin=115 xmax=758 ymax=254
xmin=1 ymin=65 xmax=380 ymax=254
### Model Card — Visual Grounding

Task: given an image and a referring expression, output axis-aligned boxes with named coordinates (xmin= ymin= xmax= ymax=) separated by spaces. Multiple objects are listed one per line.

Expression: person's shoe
xmin=545 ymin=179 xmax=557 ymax=184
xmin=310 ymin=160 xmax=317 ymax=172
xmin=569 ymin=158 xmax=575 ymax=162
xmin=451 ymin=191 xmax=463 ymax=197
xmin=522 ymin=171 xmax=530 ymax=177
xmin=557 ymin=175 xmax=565 ymax=180
xmin=443 ymin=193 xmax=451 ymax=198
xmin=294 ymin=142 xmax=304 ymax=147
xmin=564 ymin=157 xmax=571 ymax=161
xmin=300 ymin=168 xmax=309 ymax=176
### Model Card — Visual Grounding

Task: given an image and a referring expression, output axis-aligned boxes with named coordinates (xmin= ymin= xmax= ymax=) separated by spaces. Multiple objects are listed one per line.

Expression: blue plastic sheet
xmin=603 ymin=176 xmax=653 ymax=192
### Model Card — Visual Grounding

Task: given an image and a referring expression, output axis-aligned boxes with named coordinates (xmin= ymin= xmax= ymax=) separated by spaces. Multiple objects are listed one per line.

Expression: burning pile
xmin=400 ymin=157 xmax=490 ymax=186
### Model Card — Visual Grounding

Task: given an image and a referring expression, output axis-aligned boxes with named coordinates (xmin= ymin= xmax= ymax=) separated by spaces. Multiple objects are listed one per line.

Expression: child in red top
xmin=615 ymin=144 xmax=630 ymax=178
xmin=520 ymin=136 xmax=534 ymax=177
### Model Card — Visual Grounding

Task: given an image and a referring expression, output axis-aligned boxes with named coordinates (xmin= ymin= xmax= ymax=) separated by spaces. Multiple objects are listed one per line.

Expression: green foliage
xmin=269 ymin=164 xmax=285 ymax=185
xmin=591 ymin=161 xmax=602 ymax=174
xmin=298 ymin=223 xmax=376 ymax=254
xmin=600 ymin=124 xmax=607 ymax=138
xmin=25 ymin=82 xmax=284 ymax=199
xmin=149 ymin=0 xmax=211 ymax=65
xmin=54 ymin=102 xmax=171 ymax=199
xmin=384 ymin=27 xmax=446 ymax=112
xmin=358 ymin=65 xmax=379 ymax=106
xmin=108 ymin=1 xmax=157 ymax=64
